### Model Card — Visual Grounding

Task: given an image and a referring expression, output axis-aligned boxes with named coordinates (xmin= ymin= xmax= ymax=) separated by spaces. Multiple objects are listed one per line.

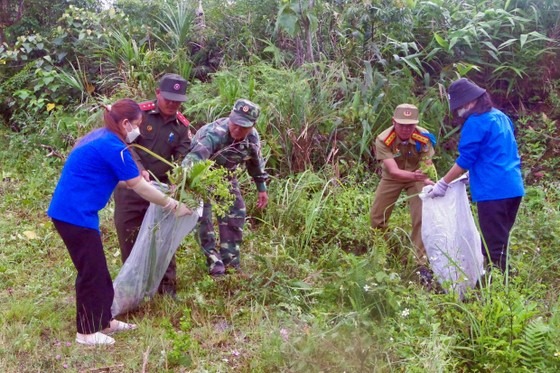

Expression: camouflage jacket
xmin=183 ymin=118 xmax=268 ymax=192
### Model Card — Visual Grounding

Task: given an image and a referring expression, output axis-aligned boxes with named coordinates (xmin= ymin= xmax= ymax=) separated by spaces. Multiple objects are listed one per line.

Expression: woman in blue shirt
xmin=48 ymin=99 xmax=191 ymax=345
xmin=427 ymin=78 xmax=525 ymax=272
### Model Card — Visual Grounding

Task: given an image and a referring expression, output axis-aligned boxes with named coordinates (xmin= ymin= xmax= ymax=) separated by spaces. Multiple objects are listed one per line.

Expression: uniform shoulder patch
xmin=411 ymin=131 xmax=429 ymax=145
xmin=139 ymin=101 xmax=156 ymax=111
xmin=383 ymin=129 xmax=397 ymax=147
xmin=176 ymin=111 xmax=190 ymax=127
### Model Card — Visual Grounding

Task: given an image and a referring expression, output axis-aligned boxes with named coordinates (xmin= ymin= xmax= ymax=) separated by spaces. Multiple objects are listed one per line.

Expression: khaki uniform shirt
xmin=375 ymin=125 xmax=435 ymax=180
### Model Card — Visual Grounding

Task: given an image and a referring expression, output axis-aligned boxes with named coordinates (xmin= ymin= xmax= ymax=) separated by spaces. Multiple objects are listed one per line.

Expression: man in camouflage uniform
xmin=113 ymin=73 xmax=192 ymax=296
xmin=370 ymin=103 xmax=436 ymax=282
xmin=182 ymin=99 xmax=269 ymax=276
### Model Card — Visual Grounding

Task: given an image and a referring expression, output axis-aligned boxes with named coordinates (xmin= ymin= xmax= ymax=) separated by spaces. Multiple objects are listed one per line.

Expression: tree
xmin=276 ymin=0 xmax=319 ymax=65
xmin=2 ymin=0 xmax=98 ymax=45
xmin=0 ymin=0 xmax=24 ymax=44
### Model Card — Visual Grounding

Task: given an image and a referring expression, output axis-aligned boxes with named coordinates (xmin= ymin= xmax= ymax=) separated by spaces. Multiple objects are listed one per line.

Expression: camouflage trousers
xmin=198 ymin=178 xmax=245 ymax=269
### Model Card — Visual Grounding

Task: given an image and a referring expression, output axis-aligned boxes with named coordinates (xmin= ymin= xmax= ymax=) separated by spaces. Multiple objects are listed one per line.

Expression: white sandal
xmin=76 ymin=332 xmax=115 ymax=346
xmin=103 ymin=319 xmax=137 ymax=335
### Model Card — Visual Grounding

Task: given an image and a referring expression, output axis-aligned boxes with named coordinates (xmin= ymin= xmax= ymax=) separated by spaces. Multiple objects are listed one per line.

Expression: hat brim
xmin=229 ymin=111 xmax=255 ymax=127
xmin=394 ymin=119 xmax=418 ymax=125
xmin=448 ymin=82 xmax=486 ymax=111
xmin=449 ymin=93 xmax=484 ymax=111
xmin=160 ymin=91 xmax=187 ymax=102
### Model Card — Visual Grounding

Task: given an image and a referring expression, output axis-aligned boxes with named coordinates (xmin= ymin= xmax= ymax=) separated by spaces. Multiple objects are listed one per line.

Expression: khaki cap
xmin=393 ymin=104 xmax=419 ymax=125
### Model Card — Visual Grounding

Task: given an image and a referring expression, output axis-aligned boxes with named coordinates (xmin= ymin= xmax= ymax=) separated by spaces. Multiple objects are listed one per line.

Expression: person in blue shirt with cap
xmin=427 ymin=78 xmax=525 ymax=272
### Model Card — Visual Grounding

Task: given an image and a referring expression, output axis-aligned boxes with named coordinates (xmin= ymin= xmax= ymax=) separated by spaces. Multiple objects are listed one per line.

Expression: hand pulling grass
xmin=419 ymin=158 xmax=438 ymax=181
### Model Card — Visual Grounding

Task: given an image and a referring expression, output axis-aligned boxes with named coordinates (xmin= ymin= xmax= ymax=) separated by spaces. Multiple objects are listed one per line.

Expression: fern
xmin=519 ymin=317 xmax=551 ymax=369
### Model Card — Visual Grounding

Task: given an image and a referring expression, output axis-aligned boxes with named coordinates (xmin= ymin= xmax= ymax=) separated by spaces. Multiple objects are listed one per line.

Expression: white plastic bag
xmin=111 ymin=204 xmax=199 ymax=316
xmin=420 ymin=180 xmax=484 ymax=298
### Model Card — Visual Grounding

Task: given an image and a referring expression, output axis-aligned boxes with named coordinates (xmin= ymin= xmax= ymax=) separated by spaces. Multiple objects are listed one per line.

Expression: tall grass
xmin=2 ymin=123 xmax=560 ymax=371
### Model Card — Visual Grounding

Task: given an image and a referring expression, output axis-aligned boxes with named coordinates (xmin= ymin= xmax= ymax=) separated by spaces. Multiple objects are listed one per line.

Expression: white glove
xmin=457 ymin=172 xmax=469 ymax=185
xmin=427 ymin=179 xmax=449 ymax=198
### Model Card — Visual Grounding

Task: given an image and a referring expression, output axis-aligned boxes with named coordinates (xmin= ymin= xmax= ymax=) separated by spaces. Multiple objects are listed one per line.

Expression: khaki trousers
xmin=370 ymin=178 xmax=426 ymax=265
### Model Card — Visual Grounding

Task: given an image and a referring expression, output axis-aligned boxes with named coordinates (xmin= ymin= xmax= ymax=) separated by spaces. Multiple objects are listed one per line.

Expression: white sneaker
xmin=103 ymin=319 xmax=137 ymax=335
xmin=76 ymin=332 xmax=115 ymax=346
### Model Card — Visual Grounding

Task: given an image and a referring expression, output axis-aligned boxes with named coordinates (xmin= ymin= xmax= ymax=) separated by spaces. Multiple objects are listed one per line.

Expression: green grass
xmin=1 ymin=126 xmax=560 ymax=372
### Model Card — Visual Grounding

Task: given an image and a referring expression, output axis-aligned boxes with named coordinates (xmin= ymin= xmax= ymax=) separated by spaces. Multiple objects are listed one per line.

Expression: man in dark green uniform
xmin=113 ymin=73 xmax=192 ymax=296
xmin=182 ymin=99 xmax=269 ymax=276
xmin=370 ymin=103 xmax=436 ymax=285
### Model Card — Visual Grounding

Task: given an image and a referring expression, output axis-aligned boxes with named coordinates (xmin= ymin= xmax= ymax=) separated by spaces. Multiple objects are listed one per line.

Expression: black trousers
xmin=52 ymin=219 xmax=113 ymax=334
xmin=477 ymin=197 xmax=522 ymax=271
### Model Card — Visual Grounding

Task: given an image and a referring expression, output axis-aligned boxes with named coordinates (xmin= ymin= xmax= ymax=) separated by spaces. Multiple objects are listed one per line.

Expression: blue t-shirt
xmin=456 ymin=108 xmax=525 ymax=202
xmin=48 ymin=128 xmax=139 ymax=230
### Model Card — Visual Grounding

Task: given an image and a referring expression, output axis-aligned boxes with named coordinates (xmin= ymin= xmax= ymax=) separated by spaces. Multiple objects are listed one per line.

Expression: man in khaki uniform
xmin=370 ymin=103 xmax=436 ymax=281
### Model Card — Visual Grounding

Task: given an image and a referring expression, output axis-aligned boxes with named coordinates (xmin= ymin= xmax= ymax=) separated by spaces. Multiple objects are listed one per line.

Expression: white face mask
xmin=125 ymin=126 xmax=141 ymax=143
xmin=457 ymin=107 xmax=468 ymax=118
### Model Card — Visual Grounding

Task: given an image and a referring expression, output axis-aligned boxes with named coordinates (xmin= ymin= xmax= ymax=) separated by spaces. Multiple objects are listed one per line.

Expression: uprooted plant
xmin=129 ymin=144 xmax=235 ymax=217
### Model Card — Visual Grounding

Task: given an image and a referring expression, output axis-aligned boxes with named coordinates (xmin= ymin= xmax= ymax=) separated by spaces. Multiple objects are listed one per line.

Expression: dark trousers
xmin=52 ymin=219 xmax=113 ymax=334
xmin=477 ymin=197 xmax=522 ymax=271
xmin=114 ymin=187 xmax=176 ymax=290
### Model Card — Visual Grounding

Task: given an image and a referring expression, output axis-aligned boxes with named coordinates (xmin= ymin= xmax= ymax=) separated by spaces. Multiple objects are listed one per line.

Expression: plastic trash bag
xmin=111 ymin=203 xmax=200 ymax=316
xmin=420 ymin=179 xmax=484 ymax=298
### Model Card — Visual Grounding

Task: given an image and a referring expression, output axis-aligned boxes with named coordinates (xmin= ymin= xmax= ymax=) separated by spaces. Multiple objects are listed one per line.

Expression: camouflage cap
xmin=229 ymin=99 xmax=260 ymax=127
xmin=158 ymin=73 xmax=188 ymax=102
xmin=393 ymin=103 xmax=419 ymax=125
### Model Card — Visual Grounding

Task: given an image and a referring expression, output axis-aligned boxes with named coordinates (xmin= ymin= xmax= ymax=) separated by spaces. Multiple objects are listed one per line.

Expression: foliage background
xmin=1 ymin=0 xmax=560 ymax=371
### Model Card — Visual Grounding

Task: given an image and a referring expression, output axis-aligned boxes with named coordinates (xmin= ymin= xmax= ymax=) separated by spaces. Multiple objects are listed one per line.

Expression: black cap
xmin=158 ymin=73 xmax=188 ymax=102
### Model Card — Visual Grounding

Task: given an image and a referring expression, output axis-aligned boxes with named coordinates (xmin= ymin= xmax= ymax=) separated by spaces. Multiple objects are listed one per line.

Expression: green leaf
xmin=400 ymin=56 xmax=422 ymax=76
xmin=498 ymin=38 xmax=517 ymax=50
xmin=14 ymin=90 xmax=30 ymax=100
xmin=481 ymin=41 xmax=498 ymax=53
xmin=449 ymin=37 xmax=459 ymax=50
xmin=307 ymin=14 xmax=319 ymax=33
xmin=276 ymin=6 xmax=299 ymax=37
xmin=433 ymin=33 xmax=449 ymax=50
xmin=486 ymin=49 xmax=500 ymax=63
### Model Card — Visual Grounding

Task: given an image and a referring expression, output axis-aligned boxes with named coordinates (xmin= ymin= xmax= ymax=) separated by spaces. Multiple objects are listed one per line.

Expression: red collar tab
xmin=139 ymin=101 xmax=156 ymax=111
xmin=411 ymin=131 xmax=429 ymax=144
xmin=384 ymin=130 xmax=397 ymax=147
xmin=176 ymin=111 xmax=190 ymax=127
